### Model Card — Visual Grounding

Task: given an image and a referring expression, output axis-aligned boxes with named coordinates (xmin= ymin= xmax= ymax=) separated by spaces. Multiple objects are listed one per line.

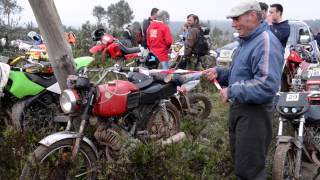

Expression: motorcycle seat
xmin=128 ymin=72 xmax=153 ymax=89
xmin=140 ymin=83 xmax=177 ymax=104
xmin=25 ymin=73 xmax=56 ymax=88
xmin=119 ymin=43 xmax=140 ymax=54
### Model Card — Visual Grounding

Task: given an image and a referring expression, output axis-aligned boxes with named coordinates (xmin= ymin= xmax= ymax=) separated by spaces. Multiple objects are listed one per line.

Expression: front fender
xmin=39 ymin=131 xmax=98 ymax=158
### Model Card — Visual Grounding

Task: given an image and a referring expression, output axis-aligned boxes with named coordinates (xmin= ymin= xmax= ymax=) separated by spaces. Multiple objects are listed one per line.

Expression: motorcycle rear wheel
xmin=20 ymin=139 xmax=97 ymax=180
xmin=188 ymin=93 xmax=212 ymax=119
xmin=146 ymin=102 xmax=181 ymax=139
xmin=273 ymin=143 xmax=296 ymax=180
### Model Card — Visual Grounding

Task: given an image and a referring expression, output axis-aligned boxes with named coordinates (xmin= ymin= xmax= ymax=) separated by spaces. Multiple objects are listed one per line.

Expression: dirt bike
xmin=282 ymin=44 xmax=316 ymax=92
xmin=20 ymin=65 xmax=187 ymax=179
xmin=169 ymin=42 xmax=216 ymax=70
xmin=0 ymin=56 xmax=93 ymax=133
xmin=166 ymin=70 xmax=212 ymax=119
xmin=273 ymin=90 xmax=320 ymax=180
xmin=90 ymin=28 xmax=159 ymax=69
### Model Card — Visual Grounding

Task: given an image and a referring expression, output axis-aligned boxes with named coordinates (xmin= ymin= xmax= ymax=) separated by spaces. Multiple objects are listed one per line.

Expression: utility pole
xmin=28 ymin=0 xmax=76 ymax=90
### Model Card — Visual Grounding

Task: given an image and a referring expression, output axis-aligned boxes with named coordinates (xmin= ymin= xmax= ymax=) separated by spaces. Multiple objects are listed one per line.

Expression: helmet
xmin=27 ymin=31 xmax=42 ymax=42
xmin=91 ymin=28 xmax=105 ymax=41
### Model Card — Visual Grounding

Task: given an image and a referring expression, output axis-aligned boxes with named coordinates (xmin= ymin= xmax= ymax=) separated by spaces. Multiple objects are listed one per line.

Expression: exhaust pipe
xmin=161 ymin=132 xmax=186 ymax=146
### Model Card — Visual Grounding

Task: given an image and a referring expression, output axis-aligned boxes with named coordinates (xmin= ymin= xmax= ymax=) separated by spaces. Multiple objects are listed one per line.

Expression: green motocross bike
xmin=0 ymin=56 xmax=93 ymax=134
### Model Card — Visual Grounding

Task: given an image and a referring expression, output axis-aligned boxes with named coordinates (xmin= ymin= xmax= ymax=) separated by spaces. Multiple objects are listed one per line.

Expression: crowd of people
xmin=138 ymin=0 xmax=311 ymax=179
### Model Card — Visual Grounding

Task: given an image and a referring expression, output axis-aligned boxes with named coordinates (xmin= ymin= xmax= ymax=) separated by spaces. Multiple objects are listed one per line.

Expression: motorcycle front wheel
xmin=21 ymin=139 xmax=97 ymax=180
xmin=273 ymin=143 xmax=296 ymax=180
xmin=188 ymin=93 xmax=212 ymax=119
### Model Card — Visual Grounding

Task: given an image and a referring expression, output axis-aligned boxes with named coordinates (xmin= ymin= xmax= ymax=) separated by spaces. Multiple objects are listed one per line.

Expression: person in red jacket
xmin=147 ymin=10 xmax=173 ymax=69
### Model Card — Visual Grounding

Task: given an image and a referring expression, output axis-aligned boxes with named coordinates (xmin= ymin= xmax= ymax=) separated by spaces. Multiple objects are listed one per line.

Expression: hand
xmin=266 ymin=14 xmax=273 ymax=25
xmin=219 ymin=87 xmax=229 ymax=103
xmin=203 ymin=68 xmax=218 ymax=81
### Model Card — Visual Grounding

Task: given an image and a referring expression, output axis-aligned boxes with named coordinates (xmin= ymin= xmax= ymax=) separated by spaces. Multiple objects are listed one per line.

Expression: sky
xmin=15 ymin=0 xmax=320 ymax=28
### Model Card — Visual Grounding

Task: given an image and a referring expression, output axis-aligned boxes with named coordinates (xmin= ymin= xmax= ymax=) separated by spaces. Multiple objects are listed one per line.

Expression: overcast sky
xmin=16 ymin=0 xmax=320 ymax=28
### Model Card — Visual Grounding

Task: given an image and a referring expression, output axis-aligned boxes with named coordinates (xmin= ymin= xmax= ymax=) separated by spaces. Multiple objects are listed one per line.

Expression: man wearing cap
xmin=204 ymin=0 xmax=283 ymax=179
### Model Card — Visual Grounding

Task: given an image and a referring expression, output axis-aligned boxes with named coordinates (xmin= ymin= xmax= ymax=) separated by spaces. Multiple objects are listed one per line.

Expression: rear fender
xmin=39 ymin=131 xmax=98 ymax=158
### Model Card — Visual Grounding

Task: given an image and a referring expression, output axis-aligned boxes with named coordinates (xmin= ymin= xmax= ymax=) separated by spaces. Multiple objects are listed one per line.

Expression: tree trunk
xmin=28 ymin=0 xmax=76 ymax=91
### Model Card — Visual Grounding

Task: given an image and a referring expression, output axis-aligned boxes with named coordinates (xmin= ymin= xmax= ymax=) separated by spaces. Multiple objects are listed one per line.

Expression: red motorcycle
xmin=282 ymin=45 xmax=314 ymax=92
xmin=90 ymin=28 xmax=159 ymax=69
xmin=21 ymin=65 xmax=185 ymax=179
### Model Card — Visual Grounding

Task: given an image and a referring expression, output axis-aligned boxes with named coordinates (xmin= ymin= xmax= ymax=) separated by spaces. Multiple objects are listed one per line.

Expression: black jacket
xmin=270 ymin=20 xmax=290 ymax=48
xmin=141 ymin=17 xmax=152 ymax=48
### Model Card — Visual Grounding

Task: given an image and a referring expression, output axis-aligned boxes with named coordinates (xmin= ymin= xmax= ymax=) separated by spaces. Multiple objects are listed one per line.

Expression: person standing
xmin=315 ymin=31 xmax=320 ymax=48
xmin=147 ymin=10 xmax=173 ymax=69
xmin=268 ymin=3 xmax=290 ymax=48
xmin=259 ymin=2 xmax=268 ymax=20
xmin=183 ymin=14 xmax=208 ymax=70
xmin=204 ymin=0 xmax=284 ymax=179
xmin=141 ymin=8 xmax=159 ymax=48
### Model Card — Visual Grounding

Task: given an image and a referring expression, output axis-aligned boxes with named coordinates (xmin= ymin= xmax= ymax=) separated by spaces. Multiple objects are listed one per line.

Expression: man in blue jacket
xmin=205 ymin=0 xmax=284 ymax=179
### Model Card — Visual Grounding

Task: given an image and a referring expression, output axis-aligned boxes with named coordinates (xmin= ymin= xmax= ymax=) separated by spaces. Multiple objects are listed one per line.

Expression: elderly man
xmin=205 ymin=0 xmax=284 ymax=179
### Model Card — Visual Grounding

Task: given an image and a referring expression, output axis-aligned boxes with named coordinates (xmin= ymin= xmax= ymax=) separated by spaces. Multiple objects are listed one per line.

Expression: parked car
xmin=216 ymin=20 xmax=314 ymax=68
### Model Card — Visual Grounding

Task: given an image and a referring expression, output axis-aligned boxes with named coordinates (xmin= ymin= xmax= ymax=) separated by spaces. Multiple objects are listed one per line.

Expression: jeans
xmin=160 ymin=61 xmax=169 ymax=69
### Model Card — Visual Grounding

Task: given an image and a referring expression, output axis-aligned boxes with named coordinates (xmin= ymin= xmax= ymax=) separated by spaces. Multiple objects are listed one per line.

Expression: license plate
xmin=286 ymin=93 xmax=299 ymax=102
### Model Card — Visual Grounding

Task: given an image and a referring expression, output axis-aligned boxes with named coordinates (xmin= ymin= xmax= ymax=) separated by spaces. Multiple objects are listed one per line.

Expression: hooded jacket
xmin=217 ymin=21 xmax=284 ymax=104
xmin=147 ymin=20 xmax=173 ymax=62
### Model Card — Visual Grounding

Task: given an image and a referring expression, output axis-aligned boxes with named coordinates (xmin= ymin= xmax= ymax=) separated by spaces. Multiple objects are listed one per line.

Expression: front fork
xmin=278 ymin=116 xmax=305 ymax=179
xmin=71 ymin=90 xmax=95 ymax=160
xmin=159 ymin=99 xmax=172 ymax=129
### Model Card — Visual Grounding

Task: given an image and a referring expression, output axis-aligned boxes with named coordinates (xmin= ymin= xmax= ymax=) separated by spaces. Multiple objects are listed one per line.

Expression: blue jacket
xmin=217 ymin=21 xmax=284 ymax=104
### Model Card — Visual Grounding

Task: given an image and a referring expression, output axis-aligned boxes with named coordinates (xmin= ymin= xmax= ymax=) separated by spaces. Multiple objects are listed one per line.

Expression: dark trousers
xmin=229 ymin=103 xmax=273 ymax=180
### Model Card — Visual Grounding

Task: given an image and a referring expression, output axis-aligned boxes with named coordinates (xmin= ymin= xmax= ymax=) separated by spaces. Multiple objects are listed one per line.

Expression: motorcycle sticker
xmin=286 ymin=93 xmax=299 ymax=102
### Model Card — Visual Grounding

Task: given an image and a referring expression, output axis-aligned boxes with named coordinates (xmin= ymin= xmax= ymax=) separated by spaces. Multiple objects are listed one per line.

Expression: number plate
xmin=286 ymin=93 xmax=299 ymax=102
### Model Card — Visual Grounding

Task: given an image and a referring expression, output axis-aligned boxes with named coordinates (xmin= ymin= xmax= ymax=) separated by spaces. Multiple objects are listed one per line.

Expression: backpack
xmin=192 ymin=26 xmax=210 ymax=56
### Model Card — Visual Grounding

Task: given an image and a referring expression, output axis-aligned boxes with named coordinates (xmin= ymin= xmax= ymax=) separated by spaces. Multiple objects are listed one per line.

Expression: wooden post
xmin=28 ymin=0 xmax=76 ymax=90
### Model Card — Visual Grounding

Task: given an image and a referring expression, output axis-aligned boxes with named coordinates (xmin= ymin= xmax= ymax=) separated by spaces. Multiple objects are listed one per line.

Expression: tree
xmin=28 ymin=0 xmax=76 ymax=90
xmin=92 ymin=5 xmax=106 ymax=26
xmin=106 ymin=0 xmax=134 ymax=32
xmin=0 ymin=0 xmax=22 ymax=27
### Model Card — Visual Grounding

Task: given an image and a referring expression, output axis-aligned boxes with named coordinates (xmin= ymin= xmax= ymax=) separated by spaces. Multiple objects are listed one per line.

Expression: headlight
xmin=60 ymin=89 xmax=80 ymax=113
xmin=283 ymin=107 xmax=289 ymax=113
xmin=291 ymin=107 xmax=297 ymax=113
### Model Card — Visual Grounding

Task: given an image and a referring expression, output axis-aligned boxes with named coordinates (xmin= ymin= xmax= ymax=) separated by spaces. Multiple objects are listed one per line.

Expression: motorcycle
xmin=165 ymin=70 xmax=212 ymax=119
xmin=273 ymin=90 xmax=320 ymax=180
xmin=20 ymin=65 xmax=186 ymax=179
xmin=0 ymin=56 xmax=94 ymax=132
xmin=90 ymin=28 xmax=159 ymax=69
xmin=169 ymin=41 xmax=216 ymax=70
xmin=282 ymin=44 xmax=316 ymax=92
